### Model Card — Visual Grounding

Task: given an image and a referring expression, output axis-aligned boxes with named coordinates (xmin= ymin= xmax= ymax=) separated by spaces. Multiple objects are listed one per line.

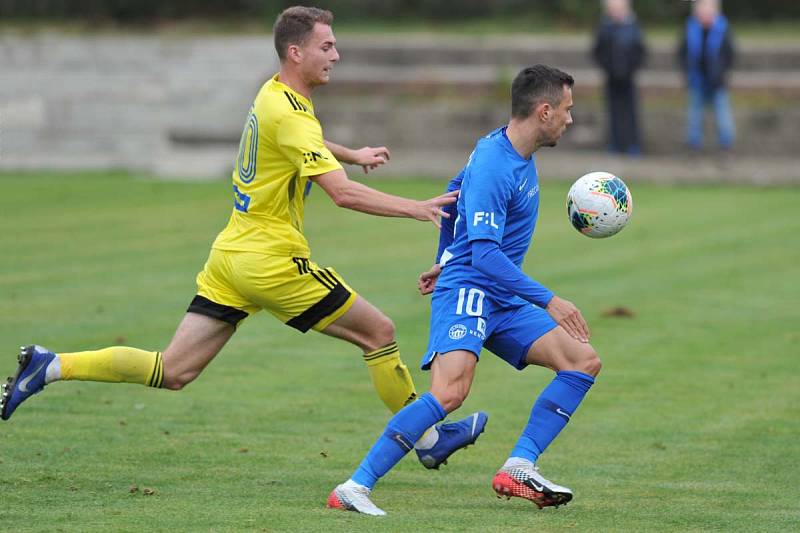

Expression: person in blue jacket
xmin=678 ymin=0 xmax=736 ymax=151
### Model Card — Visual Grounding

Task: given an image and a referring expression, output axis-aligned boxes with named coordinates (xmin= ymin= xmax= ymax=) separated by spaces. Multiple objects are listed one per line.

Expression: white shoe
xmin=327 ymin=481 xmax=386 ymax=516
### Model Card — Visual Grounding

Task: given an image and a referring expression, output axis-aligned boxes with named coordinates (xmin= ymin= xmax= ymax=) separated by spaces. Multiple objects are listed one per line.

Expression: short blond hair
xmin=273 ymin=6 xmax=334 ymax=62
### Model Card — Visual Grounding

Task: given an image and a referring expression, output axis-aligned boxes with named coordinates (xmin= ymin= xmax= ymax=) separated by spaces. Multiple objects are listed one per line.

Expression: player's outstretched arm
xmin=324 ymin=140 xmax=391 ymax=174
xmin=312 ymin=169 xmax=458 ymax=228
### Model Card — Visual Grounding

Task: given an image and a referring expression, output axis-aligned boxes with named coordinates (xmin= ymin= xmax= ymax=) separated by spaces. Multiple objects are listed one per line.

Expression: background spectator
xmin=592 ymin=0 xmax=647 ymax=155
xmin=678 ymin=0 xmax=736 ymax=152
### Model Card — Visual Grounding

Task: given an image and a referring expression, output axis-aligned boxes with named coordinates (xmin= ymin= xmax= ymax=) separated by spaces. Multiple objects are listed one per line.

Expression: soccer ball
xmin=566 ymin=172 xmax=632 ymax=238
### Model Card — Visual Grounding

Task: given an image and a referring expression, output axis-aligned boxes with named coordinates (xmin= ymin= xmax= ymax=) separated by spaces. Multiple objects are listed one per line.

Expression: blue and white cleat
xmin=416 ymin=411 xmax=488 ymax=469
xmin=1 ymin=345 xmax=56 ymax=421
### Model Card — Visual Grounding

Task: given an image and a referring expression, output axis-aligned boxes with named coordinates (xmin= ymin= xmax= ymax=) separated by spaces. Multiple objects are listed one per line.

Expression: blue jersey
xmin=437 ymin=126 xmax=545 ymax=305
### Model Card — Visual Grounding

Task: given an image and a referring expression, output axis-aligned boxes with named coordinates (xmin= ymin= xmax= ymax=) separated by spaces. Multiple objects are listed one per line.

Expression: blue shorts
xmin=421 ymin=286 xmax=558 ymax=371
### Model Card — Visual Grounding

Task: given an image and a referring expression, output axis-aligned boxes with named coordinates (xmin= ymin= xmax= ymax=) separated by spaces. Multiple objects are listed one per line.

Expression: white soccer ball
xmin=566 ymin=172 xmax=633 ymax=238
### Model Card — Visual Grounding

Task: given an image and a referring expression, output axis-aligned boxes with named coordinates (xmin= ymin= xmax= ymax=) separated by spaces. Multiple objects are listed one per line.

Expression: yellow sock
xmin=363 ymin=341 xmax=417 ymax=413
xmin=59 ymin=347 xmax=164 ymax=388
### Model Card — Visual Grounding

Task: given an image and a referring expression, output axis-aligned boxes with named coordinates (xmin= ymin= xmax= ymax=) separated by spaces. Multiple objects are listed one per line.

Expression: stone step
xmin=334 ymin=34 xmax=800 ymax=71
xmin=377 ymin=149 xmax=799 ymax=186
xmin=309 ymin=95 xmax=797 ymax=157
xmin=322 ymin=65 xmax=800 ymax=96
xmin=165 ymin=90 xmax=797 ymax=159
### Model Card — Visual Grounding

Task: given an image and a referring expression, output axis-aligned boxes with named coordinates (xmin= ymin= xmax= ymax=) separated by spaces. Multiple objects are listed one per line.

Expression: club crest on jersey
xmin=448 ymin=324 xmax=467 ymax=340
xmin=473 ymin=211 xmax=499 ymax=229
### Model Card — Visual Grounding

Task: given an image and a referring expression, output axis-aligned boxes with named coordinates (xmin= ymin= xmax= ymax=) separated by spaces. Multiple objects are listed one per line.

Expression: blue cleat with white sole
xmin=416 ymin=411 xmax=488 ymax=469
xmin=1 ymin=345 xmax=56 ymax=421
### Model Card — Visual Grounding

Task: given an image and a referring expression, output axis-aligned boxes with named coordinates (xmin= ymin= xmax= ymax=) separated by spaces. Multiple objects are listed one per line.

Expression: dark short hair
xmin=511 ymin=65 xmax=574 ymax=119
xmin=273 ymin=6 xmax=334 ymax=62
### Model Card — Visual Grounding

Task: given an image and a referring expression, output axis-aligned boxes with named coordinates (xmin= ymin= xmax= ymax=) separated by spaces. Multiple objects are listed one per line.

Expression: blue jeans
xmin=686 ymin=85 xmax=735 ymax=150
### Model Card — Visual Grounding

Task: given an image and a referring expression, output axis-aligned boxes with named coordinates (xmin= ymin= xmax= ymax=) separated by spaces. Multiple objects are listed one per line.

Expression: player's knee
xmin=577 ymin=345 xmax=602 ymax=377
xmin=366 ymin=315 xmax=396 ymax=351
xmin=553 ymin=343 xmax=601 ymax=377
xmin=378 ymin=316 xmax=396 ymax=345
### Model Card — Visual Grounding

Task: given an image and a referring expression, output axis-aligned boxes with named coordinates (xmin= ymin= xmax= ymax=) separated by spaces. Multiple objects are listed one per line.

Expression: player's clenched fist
xmin=417 ymin=264 xmax=442 ymax=295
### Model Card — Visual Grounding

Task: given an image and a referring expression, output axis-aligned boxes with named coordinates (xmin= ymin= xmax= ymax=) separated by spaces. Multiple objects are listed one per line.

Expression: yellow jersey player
xmin=2 ymin=6 xmax=487 ymax=473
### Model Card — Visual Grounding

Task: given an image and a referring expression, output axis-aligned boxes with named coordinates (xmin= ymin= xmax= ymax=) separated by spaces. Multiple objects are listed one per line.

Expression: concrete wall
xmin=1 ymin=33 xmax=798 ymax=182
xmin=0 ymin=34 xmax=278 ymax=176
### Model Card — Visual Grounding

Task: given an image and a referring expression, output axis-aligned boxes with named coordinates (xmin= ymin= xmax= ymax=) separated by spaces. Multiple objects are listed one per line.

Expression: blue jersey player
xmin=328 ymin=65 xmax=602 ymax=516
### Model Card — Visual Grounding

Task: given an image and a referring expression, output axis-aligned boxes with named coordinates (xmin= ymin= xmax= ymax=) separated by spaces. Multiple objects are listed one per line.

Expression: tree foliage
xmin=1 ymin=0 xmax=797 ymax=24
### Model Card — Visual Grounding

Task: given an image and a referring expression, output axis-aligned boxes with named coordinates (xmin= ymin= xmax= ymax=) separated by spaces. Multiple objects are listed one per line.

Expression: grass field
xmin=1 ymin=172 xmax=798 ymax=532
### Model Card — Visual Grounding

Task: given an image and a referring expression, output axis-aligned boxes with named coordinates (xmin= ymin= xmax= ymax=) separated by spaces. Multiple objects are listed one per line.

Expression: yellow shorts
xmin=189 ymin=249 xmax=357 ymax=332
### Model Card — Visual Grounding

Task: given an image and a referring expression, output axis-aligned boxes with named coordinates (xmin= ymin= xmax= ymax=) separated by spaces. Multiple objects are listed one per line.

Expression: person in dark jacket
xmin=678 ymin=0 xmax=736 ymax=151
xmin=592 ymin=0 xmax=646 ymax=155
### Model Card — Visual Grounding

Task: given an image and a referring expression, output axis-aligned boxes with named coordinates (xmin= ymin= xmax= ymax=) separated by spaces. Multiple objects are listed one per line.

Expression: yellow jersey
xmin=212 ymin=74 xmax=342 ymax=257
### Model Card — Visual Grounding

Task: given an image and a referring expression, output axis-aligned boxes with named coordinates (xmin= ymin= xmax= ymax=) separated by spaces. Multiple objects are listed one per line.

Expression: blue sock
xmin=510 ymin=370 xmax=595 ymax=463
xmin=351 ymin=392 xmax=446 ymax=489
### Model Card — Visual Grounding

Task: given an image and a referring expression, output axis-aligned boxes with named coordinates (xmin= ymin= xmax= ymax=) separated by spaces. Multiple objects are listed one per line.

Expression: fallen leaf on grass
xmin=601 ymin=306 xmax=635 ymax=318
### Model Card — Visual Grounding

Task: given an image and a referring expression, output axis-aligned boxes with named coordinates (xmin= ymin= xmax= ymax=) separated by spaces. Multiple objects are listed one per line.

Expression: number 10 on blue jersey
xmin=456 ymin=288 xmax=485 ymax=316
